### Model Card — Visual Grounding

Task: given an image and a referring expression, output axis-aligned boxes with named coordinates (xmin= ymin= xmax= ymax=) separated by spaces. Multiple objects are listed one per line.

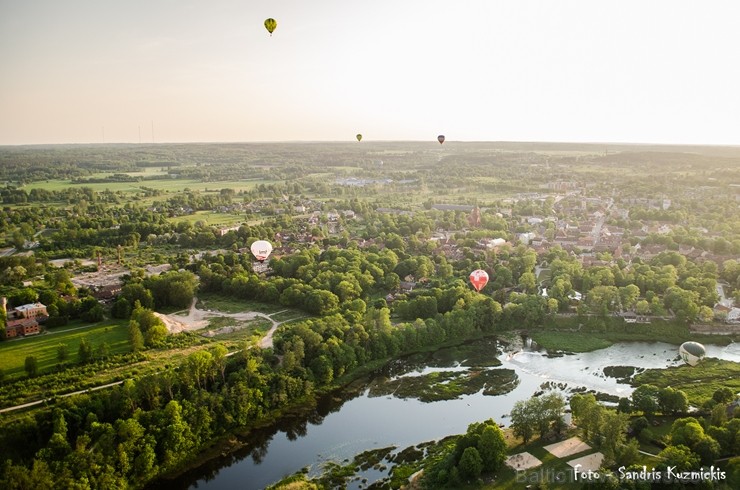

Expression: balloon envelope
xmin=469 ymin=269 xmax=489 ymax=292
xmin=250 ymin=240 xmax=273 ymax=262
xmin=679 ymin=341 xmax=706 ymax=366
xmin=356 ymin=134 xmax=362 ymax=142
xmin=264 ymin=18 xmax=277 ymax=35
xmin=437 ymin=135 xmax=445 ymax=144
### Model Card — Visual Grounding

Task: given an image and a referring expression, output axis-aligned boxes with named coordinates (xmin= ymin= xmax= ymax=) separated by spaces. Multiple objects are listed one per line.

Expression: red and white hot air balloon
xmin=469 ymin=269 xmax=489 ymax=292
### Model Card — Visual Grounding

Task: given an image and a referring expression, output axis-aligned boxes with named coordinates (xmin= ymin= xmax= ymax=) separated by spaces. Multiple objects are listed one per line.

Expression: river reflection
xmin=174 ymin=340 xmax=739 ymax=490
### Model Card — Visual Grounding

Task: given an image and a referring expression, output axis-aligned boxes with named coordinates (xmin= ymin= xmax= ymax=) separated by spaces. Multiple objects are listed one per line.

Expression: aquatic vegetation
xmin=603 ymin=365 xmax=644 ymax=383
xmin=368 ymin=368 xmax=519 ymax=402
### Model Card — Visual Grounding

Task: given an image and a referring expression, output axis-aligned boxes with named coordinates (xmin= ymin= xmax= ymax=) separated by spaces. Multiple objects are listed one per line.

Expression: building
xmin=2 ymin=298 xmax=47 ymax=338
xmin=217 ymin=225 xmax=241 ymax=237
xmin=5 ymin=318 xmax=40 ymax=338
xmin=13 ymin=303 xmax=49 ymax=319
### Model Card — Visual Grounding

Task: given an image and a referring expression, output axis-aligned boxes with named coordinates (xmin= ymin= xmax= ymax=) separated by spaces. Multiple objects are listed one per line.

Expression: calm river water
xmin=173 ymin=340 xmax=740 ymax=490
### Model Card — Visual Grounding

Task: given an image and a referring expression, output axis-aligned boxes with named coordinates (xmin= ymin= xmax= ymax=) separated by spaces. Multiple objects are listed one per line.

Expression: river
xmin=174 ymin=340 xmax=740 ymax=490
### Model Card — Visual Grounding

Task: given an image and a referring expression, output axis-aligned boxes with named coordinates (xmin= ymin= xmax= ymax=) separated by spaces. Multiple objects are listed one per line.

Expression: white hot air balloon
xmin=250 ymin=240 xmax=273 ymax=263
xmin=679 ymin=341 xmax=706 ymax=367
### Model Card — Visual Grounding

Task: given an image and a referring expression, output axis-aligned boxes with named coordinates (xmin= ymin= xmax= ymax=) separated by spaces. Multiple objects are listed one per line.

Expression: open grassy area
xmin=211 ymin=319 xmax=273 ymax=348
xmin=531 ymin=331 xmax=614 ymax=352
xmin=532 ymin=319 xmax=735 ymax=353
xmin=0 ymin=319 xmax=130 ymax=379
xmin=165 ymin=210 xmax=246 ymax=226
xmin=632 ymin=358 xmax=740 ymax=406
xmin=196 ymin=292 xmax=291 ymax=314
xmin=22 ymin=178 xmax=278 ymax=195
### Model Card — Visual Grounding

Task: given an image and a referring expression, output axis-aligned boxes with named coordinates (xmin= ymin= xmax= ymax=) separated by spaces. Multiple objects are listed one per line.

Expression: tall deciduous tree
xmin=24 ymin=355 xmax=39 ymax=377
xmin=458 ymin=446 xmax=483 ymax=480
xmin=477 ymin=425 xmax=506 ymax=472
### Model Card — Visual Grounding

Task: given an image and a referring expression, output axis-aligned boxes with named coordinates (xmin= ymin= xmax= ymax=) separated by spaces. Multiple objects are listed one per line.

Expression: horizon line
xmin=2 ymin=139 xmax=740 ymax=149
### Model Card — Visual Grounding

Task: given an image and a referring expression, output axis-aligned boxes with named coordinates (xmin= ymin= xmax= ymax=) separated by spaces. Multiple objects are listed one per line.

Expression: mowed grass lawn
xmin=0 ymin=319 xmax=129 ymax=379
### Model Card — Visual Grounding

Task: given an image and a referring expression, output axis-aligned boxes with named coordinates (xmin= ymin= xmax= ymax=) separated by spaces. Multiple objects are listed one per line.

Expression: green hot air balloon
xmin=356 ymin=134 xmax=362 ymax=142
xmin=264 ymin=18 xmax=277 ymax=36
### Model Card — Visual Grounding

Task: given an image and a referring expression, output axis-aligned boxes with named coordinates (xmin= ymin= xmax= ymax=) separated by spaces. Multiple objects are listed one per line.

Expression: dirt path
xmin=155 ymin=298 xmax=300 ymax=349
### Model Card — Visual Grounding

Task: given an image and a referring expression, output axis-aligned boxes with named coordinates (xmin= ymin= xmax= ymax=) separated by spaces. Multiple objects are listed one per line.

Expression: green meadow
xmin=0 ymin=319 xmax=129 ymax=378
xmin=22 ymin=178 xmax=279 ymax=195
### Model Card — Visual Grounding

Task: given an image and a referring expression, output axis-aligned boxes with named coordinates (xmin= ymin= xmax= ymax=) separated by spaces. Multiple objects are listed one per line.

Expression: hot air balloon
xmin=264 ymin=18 xmax=277 ymax=36
xmin=437 ymin=135 xmax=445 ymax=145
xmin=356 ymin=134 xmax=362 ymax=142
xmin=250 ymin=240 xmax=273 ymax=263
xmin=679 ymin=341 xmax=706 ymax=366
xmin=469 ymin=269 xmax=489 ymax=292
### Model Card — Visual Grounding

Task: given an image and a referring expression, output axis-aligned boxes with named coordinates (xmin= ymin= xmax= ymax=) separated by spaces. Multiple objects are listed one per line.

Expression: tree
xmin=120 ymin=283 xmax=154 ymax=310
xmin=210 ymin=344 xmax=228 ymax=383
xmin=111 ymin=297 xmax=132 ymax=319
xmin=631 ymin=384 xmax=660 ymax=418
xmin=81 ymin=304 xmax=104 ymax=323
xmin=663 ymin=286 xmax=699 ymax=324
xmin=458 ymin=446 xmax=483 ymax=480
xmin=129 ymin=321 xmax=145 ymax=352
xmin=24 ymin=355 xmax=39 ymax=377
xmin=697 ymin=305 xmax=714 ymax=323
xmin=309 ymin=355 xmax=334 ymax=385
xmin=656 ymin=445 xmax=700 ymax=473
xmin=78 ymin=337 xmax=94 ymax=364
xmin=619 ymin=284 xmax=640 ymax=310
xmin=56 ymin=343 xmax=69 ymax=363
xmin=571 ymin=393 xmax=602 ymax=440
xmin=598 ymin=410 xmax=629 ymax=465
xmin=670 ymin=417 xmax=722 ymax=464
xmin=658 ymin=387 xmax=688 ymax=415
xmin=478 ymin=425 xmax=506 ymax=472
xmin=130 ymin=306 xmax=168 ymax=347
xmin=635 ymin=299 xmax=651 ymax=315
xmin=712 ymin=387 xmax=734 ymax=404
xmin=518 ymin=272 xmax=537 ymax=293
xmin=586 ymin=285 xmax=620 ymax=317
xmin=510 ymin=399 xmax=536 ymax=443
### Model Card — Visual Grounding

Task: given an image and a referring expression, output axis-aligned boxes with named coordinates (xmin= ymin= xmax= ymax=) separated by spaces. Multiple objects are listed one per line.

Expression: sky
xmin=1 ymin=0 xmax=740 ymax=146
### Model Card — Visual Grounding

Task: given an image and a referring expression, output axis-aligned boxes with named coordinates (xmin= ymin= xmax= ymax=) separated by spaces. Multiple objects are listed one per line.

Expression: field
xmin=164 ymin=210 xmax=248 ymax=226
xmin=196 ymin=292 xmax=295 ymax=315
xmin=22 ymin=178 xmax=277 ymax=197
xmin=632 ymin=358 xmax=740 ymax=405
xmin=0 ymin=319 xmax=129 ymax=378
xmin=530 ymin=331 xmax=614 ymax=353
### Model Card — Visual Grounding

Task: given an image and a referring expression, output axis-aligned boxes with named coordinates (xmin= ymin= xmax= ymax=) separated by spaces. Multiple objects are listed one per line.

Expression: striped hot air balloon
xmin=264 ymin=18 xmax=277 ymax=36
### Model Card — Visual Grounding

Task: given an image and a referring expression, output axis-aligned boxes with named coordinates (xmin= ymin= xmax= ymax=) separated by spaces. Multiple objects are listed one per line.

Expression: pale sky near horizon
xmin=1 ymin=0 xmax=739 ymax=146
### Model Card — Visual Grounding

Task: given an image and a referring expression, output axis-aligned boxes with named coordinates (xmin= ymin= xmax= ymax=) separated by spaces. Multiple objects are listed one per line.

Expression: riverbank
xmin=531 ymin=319 xmax=736 ymax=353
xmin=153 ymin=326 xmax=739 ymax=489
xmin=152 ymin=332 xmax=510 ymax=489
